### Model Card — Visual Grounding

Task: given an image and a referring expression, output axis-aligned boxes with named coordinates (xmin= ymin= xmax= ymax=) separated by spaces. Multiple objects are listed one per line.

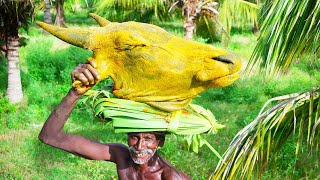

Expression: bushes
xmin=0 ymin=93 xmax=16 ymax=130
xmin=24 ymin=37 xmax=92 ymax=84
xmin=0 ymin=93 xmax=15 ymax=117
xmin=262 ymin=62 xmax=319 ymax=97
xmin=198 ymin=77 xmax=263 ymax=105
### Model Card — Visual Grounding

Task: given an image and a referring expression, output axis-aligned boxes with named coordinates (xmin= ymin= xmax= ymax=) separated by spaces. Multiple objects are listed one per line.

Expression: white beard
xmin=128 ymin=146 xmax=157 ymax=165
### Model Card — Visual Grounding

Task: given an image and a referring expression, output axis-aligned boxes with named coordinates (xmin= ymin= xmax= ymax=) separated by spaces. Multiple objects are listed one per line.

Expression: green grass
xmin=0 ymin=14 xmax=319 ymax=179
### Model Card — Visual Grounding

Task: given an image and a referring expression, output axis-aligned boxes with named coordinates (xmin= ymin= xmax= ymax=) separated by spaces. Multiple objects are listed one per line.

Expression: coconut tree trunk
xmin=55 ymin=0 xmax=67 ymax=27
xmin=6 ymin=35 xmax=23 ymax=103
xmin=44 ymin=1 xmax=52 ymax=24
xmin=182 ymin=0 xmax=199 ymax=40
xmin=0 ymin=40 xmax=7 ymax=57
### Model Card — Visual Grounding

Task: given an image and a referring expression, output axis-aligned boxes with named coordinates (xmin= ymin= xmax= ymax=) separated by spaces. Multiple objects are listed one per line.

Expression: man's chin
xmin=132 ymin=156 xmax=150 ymax=165
xmin=131 ymin=152 xmax=155 ymax=164
xmin=129 ymin=151 xmax=157 ymax=165
xmin=128 ymin=146 xmax=158 ymax=164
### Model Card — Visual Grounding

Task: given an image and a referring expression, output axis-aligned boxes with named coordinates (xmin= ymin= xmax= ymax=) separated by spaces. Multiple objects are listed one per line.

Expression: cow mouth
xmin=214 ymin=71 xmax=240 ymax=87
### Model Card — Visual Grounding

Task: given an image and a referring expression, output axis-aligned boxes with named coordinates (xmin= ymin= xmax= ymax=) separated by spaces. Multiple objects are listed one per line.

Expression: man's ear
xmin=158 ymin=137 xmax=165 ymax=147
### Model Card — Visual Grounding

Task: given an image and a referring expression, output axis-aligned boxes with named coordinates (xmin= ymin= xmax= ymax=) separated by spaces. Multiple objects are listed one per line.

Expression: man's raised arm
xmin=38 ymin=61 xmax=127 ymax=162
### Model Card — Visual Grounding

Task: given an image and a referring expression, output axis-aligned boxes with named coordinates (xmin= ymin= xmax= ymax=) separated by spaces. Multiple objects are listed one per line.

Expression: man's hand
xmin=71 ymin=58 xmax=100 ymax=95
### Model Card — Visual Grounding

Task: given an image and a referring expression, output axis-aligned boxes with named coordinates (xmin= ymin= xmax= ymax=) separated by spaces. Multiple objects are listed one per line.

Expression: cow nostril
xmin=213 ymin=54 xmax=236 ymax=65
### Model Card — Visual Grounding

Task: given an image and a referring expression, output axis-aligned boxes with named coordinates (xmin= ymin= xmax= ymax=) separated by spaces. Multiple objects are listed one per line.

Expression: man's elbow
xmin=38 ymin=132 xmax=50 ymax=144
xmin=38 ymin=131 xmax=58 ymax=146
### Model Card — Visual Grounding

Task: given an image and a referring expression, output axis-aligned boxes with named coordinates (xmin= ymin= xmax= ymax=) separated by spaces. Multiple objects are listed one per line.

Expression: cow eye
xmin=115 ymin=43 xmax=147 ymax=51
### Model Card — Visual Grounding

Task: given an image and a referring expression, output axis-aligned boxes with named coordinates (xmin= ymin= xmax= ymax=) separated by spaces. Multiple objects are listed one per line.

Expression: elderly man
xmin=39 ymin=61 xmax=191 ymax=180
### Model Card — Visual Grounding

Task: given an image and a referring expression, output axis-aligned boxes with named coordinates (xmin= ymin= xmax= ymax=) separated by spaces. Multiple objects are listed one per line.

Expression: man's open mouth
xmin=135 ymin=152 xmax=148 ymax=157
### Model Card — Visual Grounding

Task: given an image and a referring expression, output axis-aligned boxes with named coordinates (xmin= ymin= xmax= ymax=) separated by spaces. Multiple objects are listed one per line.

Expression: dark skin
xmin=39 ymin=59 xmax=191 ymax=180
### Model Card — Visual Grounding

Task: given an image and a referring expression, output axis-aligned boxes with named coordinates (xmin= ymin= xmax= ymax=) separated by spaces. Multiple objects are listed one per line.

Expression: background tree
xmin=213 ymin=0 xmax=320 ymax=179
xmin=180 ymin=0 xmax=220 ymax=40
xmin=44 ymin=0 xmax=53 ymax=24
xmin=0 ymin=0 xmax=38 ymax=103
xmin=55 ymin=0 xmax=67 ymax=27
xmin=170 ymin=0 xmax=260 ymax=41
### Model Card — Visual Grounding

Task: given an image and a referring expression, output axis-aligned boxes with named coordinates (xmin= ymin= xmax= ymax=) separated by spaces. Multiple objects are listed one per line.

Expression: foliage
xmin=218 ymin=0 xmax=259 ymax=41
xmin=213 ymin=87 xmax=320 ymax=179
xmin=0 ymin=0 xmax=35 ymax=37
xmin=93 ymin=0 xmax=174 ymax=23
xmin=0 ymin=93 xmax=16 ymax=130
xmin=25 ymin=36 xmax=91 ymax=83
xmin=247 ymin=0 xmax=320 ymax=78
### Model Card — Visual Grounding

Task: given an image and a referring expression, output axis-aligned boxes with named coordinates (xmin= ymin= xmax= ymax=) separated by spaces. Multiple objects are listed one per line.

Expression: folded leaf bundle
xmin=86 ymin=90 xmax=224 ymax=135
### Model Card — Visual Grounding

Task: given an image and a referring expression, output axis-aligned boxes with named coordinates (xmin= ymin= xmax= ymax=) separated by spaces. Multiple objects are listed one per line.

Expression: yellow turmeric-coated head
xmin=36 ymin=13 xmax=241 ymax=112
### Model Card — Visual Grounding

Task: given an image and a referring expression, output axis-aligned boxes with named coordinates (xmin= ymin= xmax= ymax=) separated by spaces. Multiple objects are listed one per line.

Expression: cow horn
xmin=89 ymin=13 xmax=110 ymax=27
xmin=36 ymin=21 xmax=92 ymax=49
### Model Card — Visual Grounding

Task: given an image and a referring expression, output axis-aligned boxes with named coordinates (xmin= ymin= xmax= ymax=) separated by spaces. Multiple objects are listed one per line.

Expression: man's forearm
xmin=39 ymin=88 xmax=81 ymax=143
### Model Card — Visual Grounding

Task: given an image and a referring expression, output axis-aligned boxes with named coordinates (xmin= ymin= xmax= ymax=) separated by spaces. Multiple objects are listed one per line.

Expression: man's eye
xmin=145 ymin=138 xmax=153 ymax=142
xmin=130 ymin=136 xmax=138 ymax=140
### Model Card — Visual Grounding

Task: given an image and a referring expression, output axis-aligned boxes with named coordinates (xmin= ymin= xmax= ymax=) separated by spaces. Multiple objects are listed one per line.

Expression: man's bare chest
xmin=117 ymin=166 xmax=163 ymax=180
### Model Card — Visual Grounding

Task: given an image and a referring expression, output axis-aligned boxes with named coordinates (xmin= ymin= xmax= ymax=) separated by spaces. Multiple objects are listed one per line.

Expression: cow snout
xmin=213 ymin=53 xmax=241 ymax=72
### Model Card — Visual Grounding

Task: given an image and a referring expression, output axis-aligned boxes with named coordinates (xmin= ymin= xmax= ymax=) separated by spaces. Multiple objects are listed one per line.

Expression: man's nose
xmin=135 ymin=139 xmax=145 ymax=151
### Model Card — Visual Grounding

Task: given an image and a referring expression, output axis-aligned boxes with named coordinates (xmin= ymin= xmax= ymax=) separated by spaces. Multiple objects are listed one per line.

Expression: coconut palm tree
xmin=178 ymin=0 xmax=260 ymax=40
xmin=213 ymin=0 xmax=320 ymax=179
xmin=0 ymin=0 xmax=38 ymax=103
xmin=179 ymin=0 xmax=220 ymax=40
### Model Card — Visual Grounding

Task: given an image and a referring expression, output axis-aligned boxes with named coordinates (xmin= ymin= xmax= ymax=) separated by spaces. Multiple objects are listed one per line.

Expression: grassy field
xmin=0 ymin=13 xmax=319 ymax=179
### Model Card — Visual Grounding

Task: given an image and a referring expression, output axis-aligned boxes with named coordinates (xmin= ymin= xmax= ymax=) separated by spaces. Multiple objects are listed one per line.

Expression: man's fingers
xmin=77 ymin=73 xmax=89 ymax=85
xmin=71 ymin=59 xmax=99 ymax=88
xmin=87 ymin=64 xmax=100 ymax=81
xmin=83 ymin=69 xmax=95 ymax=85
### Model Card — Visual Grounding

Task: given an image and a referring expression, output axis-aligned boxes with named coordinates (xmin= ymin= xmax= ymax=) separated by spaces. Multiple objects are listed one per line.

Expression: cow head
xmin=37 ymin=13 xmax=241 ymax=112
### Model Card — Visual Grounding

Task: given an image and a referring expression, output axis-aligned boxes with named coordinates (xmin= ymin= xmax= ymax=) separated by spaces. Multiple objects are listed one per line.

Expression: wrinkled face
xmin=127 ymin=133 xmax=161 ymax=164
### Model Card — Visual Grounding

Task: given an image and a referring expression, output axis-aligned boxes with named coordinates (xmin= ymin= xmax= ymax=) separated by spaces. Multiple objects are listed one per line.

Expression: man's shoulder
xmin=106 ymin=143 xmax=131 ymax=163
xmin=107 ymin=143 xmax=129 ymax=154
xmin=159 ymin=157 xmax=191 ymax=180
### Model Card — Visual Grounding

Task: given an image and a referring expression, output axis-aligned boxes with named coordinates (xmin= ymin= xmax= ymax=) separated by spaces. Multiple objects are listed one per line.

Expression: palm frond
xmin=93 ymin=0 xmax=172 ymax=23
xmin=212 ymin=86 xmax=320 ymax=180
xmin=246 ymin=0 xmax=320 ymax=78
xmin=0 ymin=0 xmax=40 ymax=38
xmin=219 ymin=0 xmax=259 ymax=37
